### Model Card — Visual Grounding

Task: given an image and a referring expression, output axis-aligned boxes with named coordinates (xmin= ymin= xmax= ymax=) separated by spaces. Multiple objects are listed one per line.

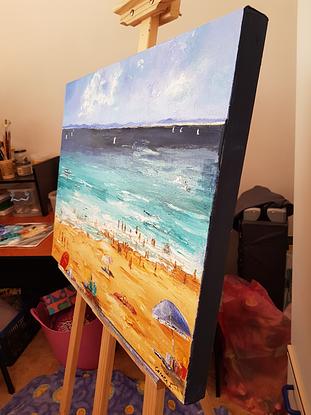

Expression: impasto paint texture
xmin=53 ymin=10 xmax=245 ymax=402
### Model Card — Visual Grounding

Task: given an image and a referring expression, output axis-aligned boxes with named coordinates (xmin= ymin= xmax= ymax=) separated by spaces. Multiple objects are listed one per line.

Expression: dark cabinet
xmin=0 ymin=156 xmax=59 ymax=216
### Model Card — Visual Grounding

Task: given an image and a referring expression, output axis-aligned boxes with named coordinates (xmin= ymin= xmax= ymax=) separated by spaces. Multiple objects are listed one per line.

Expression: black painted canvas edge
xmin=184 ymin=6 xmax=268 ymax=404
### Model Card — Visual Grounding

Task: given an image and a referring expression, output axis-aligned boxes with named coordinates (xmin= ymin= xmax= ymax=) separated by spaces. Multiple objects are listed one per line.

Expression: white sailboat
xmin=172 ymin=126 xmax=175 ymax=133
xmin=180 ymin=127 xmax=183 ymax=133
xmin=113 ymin=137 xmax=117 ymax=144
xmin=196 ymin=129 xmax=200 ymax=135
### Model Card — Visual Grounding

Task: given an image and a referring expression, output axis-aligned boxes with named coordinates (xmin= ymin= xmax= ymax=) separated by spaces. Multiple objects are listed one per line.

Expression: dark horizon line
xmin=62 ymin=119 xmax=226 ymax=130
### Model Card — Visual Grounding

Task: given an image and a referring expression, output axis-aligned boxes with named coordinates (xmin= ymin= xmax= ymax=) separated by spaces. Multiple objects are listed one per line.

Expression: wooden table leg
xmin=59 ymin=293 xmax=86 ymax=415
xmin=142 ymin=375 xmax=165 ymax=415
xmin=92 ymin=326 xmax=116 ymax=415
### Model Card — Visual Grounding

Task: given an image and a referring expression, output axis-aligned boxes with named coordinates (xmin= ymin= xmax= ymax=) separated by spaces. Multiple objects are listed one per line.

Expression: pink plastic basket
xmin=31 ymin=302 xmax=102 ymax=369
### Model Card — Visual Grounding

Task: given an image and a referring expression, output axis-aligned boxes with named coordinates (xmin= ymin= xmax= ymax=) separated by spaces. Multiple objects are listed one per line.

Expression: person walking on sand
xmin=129 ymin=255 xmax=132 ymax=269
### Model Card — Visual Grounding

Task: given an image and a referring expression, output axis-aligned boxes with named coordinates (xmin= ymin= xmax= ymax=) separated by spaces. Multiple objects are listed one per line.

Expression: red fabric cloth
xmin=218 ymin=275 xmax=290 ymax=415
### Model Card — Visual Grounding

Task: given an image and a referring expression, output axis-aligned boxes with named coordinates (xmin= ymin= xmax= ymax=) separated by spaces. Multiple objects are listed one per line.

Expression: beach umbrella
xmin=152 ymin=300 xmax=191 ymax=340
xmin=60 ymin=251 xmax=69 ymax=270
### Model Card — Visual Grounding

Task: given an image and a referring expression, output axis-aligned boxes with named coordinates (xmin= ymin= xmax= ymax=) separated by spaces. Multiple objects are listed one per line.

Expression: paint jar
xmin=16 ymin=162 xmax=33 ymax=177
xmin=14 ymin=149 xmax=33 ymax=176
xmin=0 ymin=159 xmax=15 ymax=180
xmin=14 ymin=149 xmax=28 ymax=165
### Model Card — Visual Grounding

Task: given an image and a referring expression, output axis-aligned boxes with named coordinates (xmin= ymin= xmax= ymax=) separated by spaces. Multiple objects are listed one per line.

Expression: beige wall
xmin=292 ymin=0 xmax=311 ymax=407
xmin=0 ymin=0 xmax=296 ymax=200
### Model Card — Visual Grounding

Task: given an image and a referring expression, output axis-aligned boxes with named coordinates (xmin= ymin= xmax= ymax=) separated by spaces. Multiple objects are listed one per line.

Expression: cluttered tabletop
xmin=0 ymin=212 xmax=55 ymax=257
xmin=0 ymin=119 xmax=58 ymax=257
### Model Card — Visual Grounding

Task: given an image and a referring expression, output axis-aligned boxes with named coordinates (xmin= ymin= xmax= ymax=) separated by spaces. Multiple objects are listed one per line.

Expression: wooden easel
xmin=59 ymin=1 xmax=214 ymax=413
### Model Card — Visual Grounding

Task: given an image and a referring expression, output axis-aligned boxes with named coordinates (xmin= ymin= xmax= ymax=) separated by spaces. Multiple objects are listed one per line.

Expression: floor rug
xmin=1 ymin=369 xmax=205 ymax=414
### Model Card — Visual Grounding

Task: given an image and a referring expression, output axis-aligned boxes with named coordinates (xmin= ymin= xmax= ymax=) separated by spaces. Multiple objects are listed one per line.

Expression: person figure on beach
xmin=125 ymin=244 xmax=129 ymax=259
xmin=129 ymin=255 xmax=132 ymax=269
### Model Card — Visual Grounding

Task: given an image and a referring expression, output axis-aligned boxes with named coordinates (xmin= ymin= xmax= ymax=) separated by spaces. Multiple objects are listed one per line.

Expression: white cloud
xmin=164 ymin=72 xmax=191 ymax=99
xmin=79 ymin=65 xmax=122 ymax=118
xmin=137 ymin=58 xmax=144 ymax=69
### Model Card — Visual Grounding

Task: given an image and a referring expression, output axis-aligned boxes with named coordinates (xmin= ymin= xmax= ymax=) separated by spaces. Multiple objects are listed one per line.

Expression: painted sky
xmin=63 ymin=9 xmax=243 ymax=127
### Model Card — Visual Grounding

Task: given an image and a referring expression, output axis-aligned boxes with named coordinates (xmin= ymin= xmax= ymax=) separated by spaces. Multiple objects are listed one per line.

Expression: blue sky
xmin=63 ymin=9 xmax=243 ymax=127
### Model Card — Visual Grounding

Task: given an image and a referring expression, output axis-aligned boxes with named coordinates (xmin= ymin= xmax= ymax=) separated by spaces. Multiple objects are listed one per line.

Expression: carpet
xmin=1 ymin=369 xmax=205 ymax=414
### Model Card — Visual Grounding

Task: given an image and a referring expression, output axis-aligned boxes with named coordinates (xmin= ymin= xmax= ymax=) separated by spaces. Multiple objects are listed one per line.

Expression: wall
xmin=0 ymin=0 xmax=296 ymax=200
xmin=291 ymin=0 xmax=311 ymax=407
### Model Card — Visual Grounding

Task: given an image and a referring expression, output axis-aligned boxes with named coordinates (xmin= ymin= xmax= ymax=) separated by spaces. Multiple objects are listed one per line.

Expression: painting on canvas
xmin=52 ymin=7 xmax=267 ymax=403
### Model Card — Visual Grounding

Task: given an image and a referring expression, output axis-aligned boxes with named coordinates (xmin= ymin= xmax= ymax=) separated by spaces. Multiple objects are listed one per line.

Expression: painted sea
xmin=57 ymin=124 xmax=224 ymax=278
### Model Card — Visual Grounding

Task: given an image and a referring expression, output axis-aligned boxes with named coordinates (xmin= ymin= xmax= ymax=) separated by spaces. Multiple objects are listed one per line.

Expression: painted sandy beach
xmin=53 ymin=218 xmax=198 ymax=400
xmin=53 ymin=124 xmax=224 ymax=400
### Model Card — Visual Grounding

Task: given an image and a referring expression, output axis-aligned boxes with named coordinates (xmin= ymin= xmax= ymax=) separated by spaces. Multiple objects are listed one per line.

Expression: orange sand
xmin=52 ymin=218 xmax=201 ymax=402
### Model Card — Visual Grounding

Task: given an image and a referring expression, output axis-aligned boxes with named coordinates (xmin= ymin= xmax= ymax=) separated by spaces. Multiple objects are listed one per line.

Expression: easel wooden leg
xmin=138 ymin=15 xmax=160 ymax=51
xmin=142 ymin=376 xmax=165 ymax=415
xmin=59 ymin=293 xmax=86 ymax=415
xmin=92 ymin=327 xmax=116 ymax=415
xmin=0 ymin=358 xmax=15 ymax=394
xmin=200 ymin=389 xmax=214 ymax=415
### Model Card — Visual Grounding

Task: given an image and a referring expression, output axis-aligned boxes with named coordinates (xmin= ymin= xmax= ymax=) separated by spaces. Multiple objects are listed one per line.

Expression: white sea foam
xmin=59 ymin=200 xmax=205 ymax=277
xmin=133 ymin=148 xmax=160 ymax=157
xmin=132 ymin=194 xmax=150 ymax=202
xmin=78 ymin=178 xmax=93 ymax=188
xmin=121 ymin=191 xmax=149 ymax=203
xmin=166 ymin=202 xmax=183 ymax=213
xmin=174 ymin=218 xmax=207 ymax=238
xmin=191 ymin=211 xmax=209 ymax=221
xmin=166 ymin=202 xmax=208 ymax=222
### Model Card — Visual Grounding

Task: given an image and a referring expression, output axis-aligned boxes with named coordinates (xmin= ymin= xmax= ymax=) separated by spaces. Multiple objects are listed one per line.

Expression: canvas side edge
xmin=184 ymin=7 xmax=268 ymax=405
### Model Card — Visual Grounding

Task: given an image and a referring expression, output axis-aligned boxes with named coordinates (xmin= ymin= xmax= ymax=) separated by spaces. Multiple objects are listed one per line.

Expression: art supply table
xmin=0 ymin=212 xmax=67 ymax=296
xmin=0 ymin=213 xmax=67 ymax=395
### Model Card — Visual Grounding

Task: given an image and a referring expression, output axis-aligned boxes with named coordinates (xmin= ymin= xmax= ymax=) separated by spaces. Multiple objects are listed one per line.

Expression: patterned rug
xmin=1 ymin=369 xmax=205 ymax=414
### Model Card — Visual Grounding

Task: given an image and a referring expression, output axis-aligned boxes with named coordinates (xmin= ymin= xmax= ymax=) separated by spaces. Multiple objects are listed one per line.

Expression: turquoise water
xmin=56 ymin=125 xmax=223 ymax=276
